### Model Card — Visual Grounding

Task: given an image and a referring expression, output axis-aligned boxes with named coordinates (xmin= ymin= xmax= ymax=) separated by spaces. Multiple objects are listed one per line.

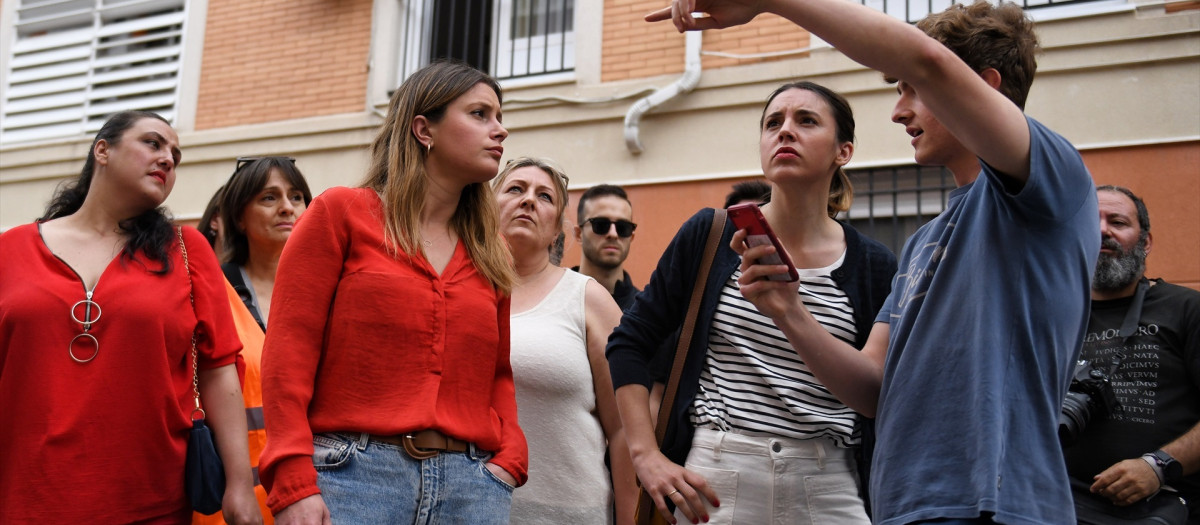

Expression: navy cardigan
xmin=606 ymin=207 xmax=897 ymax=467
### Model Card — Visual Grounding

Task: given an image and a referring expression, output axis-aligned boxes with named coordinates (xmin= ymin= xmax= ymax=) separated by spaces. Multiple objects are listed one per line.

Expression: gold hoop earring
xmin=426 ymin=141 xmax=433 ymax=154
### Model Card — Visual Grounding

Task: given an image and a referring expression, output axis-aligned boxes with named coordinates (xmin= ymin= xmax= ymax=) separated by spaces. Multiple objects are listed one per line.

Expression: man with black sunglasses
xmin=572 ymin=184 xmax=640 ymax=311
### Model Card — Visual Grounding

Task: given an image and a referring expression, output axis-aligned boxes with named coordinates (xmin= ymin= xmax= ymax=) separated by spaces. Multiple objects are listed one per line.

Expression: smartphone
xmin=727 ymin=203 xmax=799 ymax=282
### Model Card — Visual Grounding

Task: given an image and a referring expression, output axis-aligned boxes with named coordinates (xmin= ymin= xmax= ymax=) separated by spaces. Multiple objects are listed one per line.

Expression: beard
xmin=582 ymin=239 xmax=629 ymax=271
xmin=1093 ymin=236 xmax=1147 ymax=292
xmin=584 ymin=249 xmax=626 ymax=271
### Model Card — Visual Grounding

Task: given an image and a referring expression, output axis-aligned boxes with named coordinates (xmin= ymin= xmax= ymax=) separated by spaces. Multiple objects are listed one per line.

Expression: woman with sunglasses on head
xmin=259 ymin=60 xmax=525 ymax=525
xmin=0 ymin=111 xmax=260 ymax=524
xmin=191 ymin=157 xmax=312 ymax=525
xmin=218 ymin=157 xmax=311 ymax=332
xmin=493 ymin=158 xmax=639 ymax=525
xmin=607 ymin=82 xmax=897 ymax=525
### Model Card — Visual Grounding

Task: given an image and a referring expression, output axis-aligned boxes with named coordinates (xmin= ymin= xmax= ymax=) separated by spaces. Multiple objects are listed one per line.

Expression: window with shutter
xmin=1 ymin=0 xmax=188 ymax=145
xmin=839 ymin=165 xmax=955 ymax=255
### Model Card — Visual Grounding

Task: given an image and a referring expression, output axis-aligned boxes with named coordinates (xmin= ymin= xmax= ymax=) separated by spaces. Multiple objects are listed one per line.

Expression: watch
xmin=1148 ymin=449 xmax=1184 ymax=483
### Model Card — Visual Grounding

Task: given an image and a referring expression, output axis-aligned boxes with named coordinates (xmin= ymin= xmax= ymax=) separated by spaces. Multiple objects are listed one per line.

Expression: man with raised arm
xmin=643 ymin=1 xmax=1099 ymax=523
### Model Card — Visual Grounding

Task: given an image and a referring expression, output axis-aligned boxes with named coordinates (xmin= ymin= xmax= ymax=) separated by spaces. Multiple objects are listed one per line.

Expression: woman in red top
xmin=260 ymin=60 xmax=526 ymax=525
xmin=0 ymin=111 xmax=260 ymax=524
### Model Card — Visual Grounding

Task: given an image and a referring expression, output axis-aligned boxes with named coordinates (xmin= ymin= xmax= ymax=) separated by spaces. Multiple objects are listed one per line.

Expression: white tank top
xmin=509 ymin=270 xmax=613 ymax=524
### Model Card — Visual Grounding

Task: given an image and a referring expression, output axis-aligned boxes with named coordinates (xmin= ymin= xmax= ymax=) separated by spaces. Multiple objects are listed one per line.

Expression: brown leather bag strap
xmin=653 ymin=208 xmax=726 ymax=446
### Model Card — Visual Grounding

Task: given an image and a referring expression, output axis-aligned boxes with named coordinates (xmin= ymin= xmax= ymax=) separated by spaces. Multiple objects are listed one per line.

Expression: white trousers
xmin=674 ymin=428 xmax=871 ymax=525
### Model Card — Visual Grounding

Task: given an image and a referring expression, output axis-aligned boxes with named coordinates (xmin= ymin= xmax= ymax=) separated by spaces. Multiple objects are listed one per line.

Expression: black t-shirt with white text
xmin=1063 ymin=279 xmax=1200 ymax=512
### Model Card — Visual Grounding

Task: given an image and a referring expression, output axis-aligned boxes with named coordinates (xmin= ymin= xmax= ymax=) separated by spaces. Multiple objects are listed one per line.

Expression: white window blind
xmin=2 ymin=0 xmax=187 ymax=144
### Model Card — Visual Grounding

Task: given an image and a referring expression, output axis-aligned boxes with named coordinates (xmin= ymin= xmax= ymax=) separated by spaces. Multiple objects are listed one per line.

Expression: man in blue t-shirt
xmin=649 ymin=1 xmax=1098 ymax=523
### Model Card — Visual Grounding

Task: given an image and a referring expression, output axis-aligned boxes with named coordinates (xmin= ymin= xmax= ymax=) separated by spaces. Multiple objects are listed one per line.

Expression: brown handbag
xmin=634 ymin=209 xmax=726 ymax=525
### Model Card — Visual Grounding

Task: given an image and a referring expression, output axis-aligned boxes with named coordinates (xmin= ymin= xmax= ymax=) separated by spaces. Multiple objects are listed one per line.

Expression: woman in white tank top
xmin=493 ymin=157 xmax=639 ymax=524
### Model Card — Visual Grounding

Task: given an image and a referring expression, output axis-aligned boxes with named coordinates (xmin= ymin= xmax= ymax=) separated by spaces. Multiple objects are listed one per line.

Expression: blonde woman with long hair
xmin=259 ymin=60 xmax=526 ymax=525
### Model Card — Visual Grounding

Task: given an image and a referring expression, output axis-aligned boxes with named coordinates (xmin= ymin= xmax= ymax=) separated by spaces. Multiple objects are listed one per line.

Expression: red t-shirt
xmin=0 ymin=224 xmax=240 ymax=523
xmin=259 ymin=187 xmax=527 ymax=513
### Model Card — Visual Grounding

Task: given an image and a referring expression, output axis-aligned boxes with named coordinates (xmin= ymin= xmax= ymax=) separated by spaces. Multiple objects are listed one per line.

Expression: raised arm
xmin=648 ymin=0 xmax=1032 ymax=182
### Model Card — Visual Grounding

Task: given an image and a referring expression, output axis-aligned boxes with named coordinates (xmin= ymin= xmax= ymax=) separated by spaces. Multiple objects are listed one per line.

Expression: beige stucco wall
xmin=2 ymin=5 xmax=1197 ymax=229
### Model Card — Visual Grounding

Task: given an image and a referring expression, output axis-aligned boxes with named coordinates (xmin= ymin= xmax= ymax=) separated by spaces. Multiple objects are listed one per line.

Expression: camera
xmin=1058 ymin=354 xmax=1124 ymax=447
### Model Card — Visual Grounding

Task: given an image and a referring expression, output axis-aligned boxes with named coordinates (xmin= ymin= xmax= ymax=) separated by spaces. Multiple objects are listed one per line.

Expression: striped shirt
xmin=690 ymin=250 xmax=860 ymax=447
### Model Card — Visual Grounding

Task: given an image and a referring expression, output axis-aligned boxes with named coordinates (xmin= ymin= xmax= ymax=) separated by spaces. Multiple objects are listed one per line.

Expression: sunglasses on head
xmin=583 ymin=217 xmax=637 ymax=238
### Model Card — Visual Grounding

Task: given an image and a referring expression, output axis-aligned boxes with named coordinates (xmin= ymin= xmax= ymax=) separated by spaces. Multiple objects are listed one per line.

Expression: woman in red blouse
xmin=260 ymin=60 xmax=526 ymax=525
xmin=0 ymin=111 xmax=260 ymax=524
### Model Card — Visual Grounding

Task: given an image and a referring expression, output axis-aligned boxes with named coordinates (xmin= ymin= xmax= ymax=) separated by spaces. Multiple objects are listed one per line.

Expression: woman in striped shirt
xmin=607 ymin=81 xmax=897 ymax=525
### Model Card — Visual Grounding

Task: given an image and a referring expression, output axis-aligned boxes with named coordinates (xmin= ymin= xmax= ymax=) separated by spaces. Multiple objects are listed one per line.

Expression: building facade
xmin=2 ymin=0 xmax=1198 ymax=289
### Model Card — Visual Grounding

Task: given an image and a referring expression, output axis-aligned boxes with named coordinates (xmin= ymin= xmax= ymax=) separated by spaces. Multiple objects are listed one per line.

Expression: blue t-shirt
xmin=871 ymin=117 xmax=1100 ymax=525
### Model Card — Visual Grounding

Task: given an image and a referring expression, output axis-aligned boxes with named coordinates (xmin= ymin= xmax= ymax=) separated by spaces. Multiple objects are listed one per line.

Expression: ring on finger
xmin=666 ymin=489 xmax=680 ymax=497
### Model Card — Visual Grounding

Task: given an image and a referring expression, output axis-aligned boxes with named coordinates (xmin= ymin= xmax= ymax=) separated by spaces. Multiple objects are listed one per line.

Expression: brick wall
xmin=603 ymin=0 xmax=811 ymax=82
xmin=194 ymin=0 xmax=373 ymax=130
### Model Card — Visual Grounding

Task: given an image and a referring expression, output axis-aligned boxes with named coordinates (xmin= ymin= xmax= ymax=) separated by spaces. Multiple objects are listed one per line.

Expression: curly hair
xmin=916 ymin=1 xmax=1040 ymax=109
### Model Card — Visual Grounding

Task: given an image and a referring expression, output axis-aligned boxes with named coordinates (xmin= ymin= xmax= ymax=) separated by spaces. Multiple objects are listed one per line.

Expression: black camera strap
xmin=1118 ymin=278 xmax=1150 ymax=340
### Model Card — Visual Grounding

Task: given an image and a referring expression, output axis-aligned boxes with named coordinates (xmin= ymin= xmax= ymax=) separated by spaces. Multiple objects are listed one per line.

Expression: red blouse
xmin=0 ymin=224 xmax=240 ymax=523
xmin=259 ymin=187 xmax=526 ymax=513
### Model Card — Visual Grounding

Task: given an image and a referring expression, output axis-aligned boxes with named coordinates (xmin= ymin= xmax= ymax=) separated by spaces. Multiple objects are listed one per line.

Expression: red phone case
xmin=726 ymin=203 xmax=800 ymax=282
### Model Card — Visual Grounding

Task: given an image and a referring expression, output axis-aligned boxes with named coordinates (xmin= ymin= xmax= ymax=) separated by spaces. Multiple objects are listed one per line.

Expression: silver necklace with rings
xmin=69 ymin=287 xmax=102 ymax=363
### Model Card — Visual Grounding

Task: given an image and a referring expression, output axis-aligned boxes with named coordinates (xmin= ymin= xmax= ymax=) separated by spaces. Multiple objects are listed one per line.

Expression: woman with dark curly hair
xmin=0 ymin=110 xmax=260 ymax=524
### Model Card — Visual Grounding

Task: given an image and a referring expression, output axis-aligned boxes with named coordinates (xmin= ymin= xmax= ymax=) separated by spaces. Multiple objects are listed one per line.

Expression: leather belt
xmin=370 ymin=430 xmax=470 ymax=460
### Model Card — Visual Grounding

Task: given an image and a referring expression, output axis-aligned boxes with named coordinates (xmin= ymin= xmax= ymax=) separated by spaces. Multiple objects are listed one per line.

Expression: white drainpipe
xmin=624 ymin=31 xmax=702 ymax=154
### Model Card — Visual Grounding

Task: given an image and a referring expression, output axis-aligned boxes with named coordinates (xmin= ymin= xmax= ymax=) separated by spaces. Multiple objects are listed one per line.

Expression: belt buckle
xmin=401 ymin=433 xmax=439 ymax=460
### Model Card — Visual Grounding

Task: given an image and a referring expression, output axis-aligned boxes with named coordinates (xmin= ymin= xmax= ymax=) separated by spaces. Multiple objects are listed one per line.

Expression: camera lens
xmin=1058 ymin=391 xmax=1092 ymax=446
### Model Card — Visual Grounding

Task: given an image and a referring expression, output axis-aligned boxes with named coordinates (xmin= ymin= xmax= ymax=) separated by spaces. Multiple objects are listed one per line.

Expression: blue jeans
xmin=313 ymin=432 xmax=514 ymax=524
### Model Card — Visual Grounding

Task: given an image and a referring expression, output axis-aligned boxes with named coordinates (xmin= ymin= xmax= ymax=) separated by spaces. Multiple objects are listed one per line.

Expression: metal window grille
xmin=839 ymin=164 xmax=956 ymax=254
xmin=394 ymin=0 xmax=574 ymax=84
xmin=860 ymin=0 xmax=1112 ymax=24
xmin=1 ymin=0 xmax=187 ymax=144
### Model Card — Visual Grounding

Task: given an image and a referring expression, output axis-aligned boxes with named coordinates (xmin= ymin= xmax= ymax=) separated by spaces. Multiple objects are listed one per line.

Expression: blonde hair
xmin=493 ymin=157 xmax=571 ymax=245
xmin=361 ymin=60 xmax=515 ymax=293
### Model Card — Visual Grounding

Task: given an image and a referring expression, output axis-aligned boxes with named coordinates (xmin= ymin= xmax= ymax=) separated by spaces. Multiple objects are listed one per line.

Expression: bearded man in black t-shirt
xmin=1062 ymin=185 xmax=1200 ymax=522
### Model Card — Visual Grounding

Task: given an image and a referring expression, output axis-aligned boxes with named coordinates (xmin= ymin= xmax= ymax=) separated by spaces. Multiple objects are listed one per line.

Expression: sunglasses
xmin=236 ymin=156 xmax=296 ymax=172
xmin=583 ymin=217 xmax=637 ymax=238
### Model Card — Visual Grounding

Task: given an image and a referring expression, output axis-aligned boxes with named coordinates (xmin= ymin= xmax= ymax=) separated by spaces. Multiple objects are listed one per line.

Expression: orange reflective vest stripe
xmin=193 ymin=280 xmax=272 ymax=525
